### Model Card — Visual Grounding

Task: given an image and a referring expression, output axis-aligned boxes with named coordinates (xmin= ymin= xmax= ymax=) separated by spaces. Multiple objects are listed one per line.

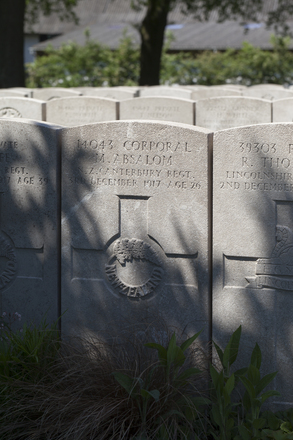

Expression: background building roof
xmin=28 ymin=0 xmax=293 ymax=53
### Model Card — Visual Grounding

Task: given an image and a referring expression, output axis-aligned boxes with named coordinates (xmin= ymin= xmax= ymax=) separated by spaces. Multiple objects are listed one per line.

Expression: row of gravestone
xmin=1 ymin=117 xmax=293 ymax=410
xmin=3 ymin=95 xmax=293 ymax=129
xmin=3 ymin=84 xmax=293 ymax=101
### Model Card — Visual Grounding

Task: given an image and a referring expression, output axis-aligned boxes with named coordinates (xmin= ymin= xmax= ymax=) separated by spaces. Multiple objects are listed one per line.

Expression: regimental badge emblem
xmin=246 ymin=225 xmax=293 ymax=291
xmin=0 ymin=107 xmax=22 ymax=118
xmin=105 ymin=237 xmax=164 ymax=299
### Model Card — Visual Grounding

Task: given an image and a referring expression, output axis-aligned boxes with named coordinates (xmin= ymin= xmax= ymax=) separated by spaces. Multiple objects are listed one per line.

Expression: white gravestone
xmin=213 ymin=123 xmax=293 ymax=409
xmin=0 ymin=119 xmax=61 ymax=327
xmin=46 ymin=96 xmax=118 ymax=126
xmin=0 ymin=98 xmax=46 ymax=121
xmin=0 ymin=90 xmax=29 ymax=98
xmin=273 ymin=98 xmax=293 ymax=123
xmin=75 ymin=87 xmax=136 ymax=100
xmin=243 ymin=88 xmax=293 ymax=101
xmin=32 ymin=88 xmax=81 ymax=101
xmin=196 ymin=97 xmax=272 ymax=130
xmin=139 ymin=86 xmax=192 ymax=100
xmin=61 ymin=121 xmax=211 ymax=341
xmin=191 ymin=88 xmax=242 ymax=100
xmin=119 ymin=97 xmax=195 ymax=125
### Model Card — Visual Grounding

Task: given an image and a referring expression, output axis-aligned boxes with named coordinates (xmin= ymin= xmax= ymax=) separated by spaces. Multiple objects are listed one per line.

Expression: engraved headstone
xmin=119 ymin=97 xmax=195 ymax=125
xmin=61 ymin=121 xmax=211 ymax=341
xmin=191 ymin=88 xmax=242 ymax=100
xmin=74 ymin=87 xmax=136 ymax=100
xmin=213 ymin=123 xmax=293 ymax=408
xmin=196 ymin=97 xmax=272 ymax=130
xmin=0 ymin=90 xmax=29 ymax=98
xmin=250 ymin=84 xmax=285 ymax=89
xmin=0 ymin=119 xmax=60 ymax=326
xmin=273 ymin=98 xmax=293 ymax=122
xmin=46 ymin=96 xmax=118 ymax=126
xmin=139 ymin=87 xmax=192 ymax=99
xmin=243 ymin=88 xmax=293 ymax=101
xmin=32 ymin=88 xmax=81 ymax=101
xmin=0 ymin=98 xmax=46 ymax=121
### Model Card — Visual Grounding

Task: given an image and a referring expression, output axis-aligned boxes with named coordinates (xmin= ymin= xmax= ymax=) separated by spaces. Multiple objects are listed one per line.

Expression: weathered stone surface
xmin=0 ymin=119 xmax=61 ymax=327
xmin=191 ymin=88 xmax=242 ymax=100
xmin=74 ymin=87 xmax=136 ymax=100
xmin=0 ymin=98 xmax=46 ymax=121
xmin=273 ymin=98 xmax=293 ymax=122
xmin=0 ymin=90 xmax=29 ymax=98
xmin=196 ymin=97 xmax=272 ymax=130
xmin=32 ymin=88 xmax=81 ymax=101
xmin=139 ymin=86 xmax=192 ymax=99
xmin=250 ymin=84 xmax=285 ymax=89
xmin=213 ymin=123 xmax=293 ymax=409
xmin=61 ymin=121 xmax=211 ymax=341
xmin=243 ymin=88 xmax=293 ymax=101
xmin=46 ymin=96 xmax=118 ymax=126
xmin=119 ymin=97 xmax=195 ymax=124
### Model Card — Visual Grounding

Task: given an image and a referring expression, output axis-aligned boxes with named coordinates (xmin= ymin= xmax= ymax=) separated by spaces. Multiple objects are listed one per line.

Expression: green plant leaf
xmin=261 ymin=429 xmax=287 ymax=440
xmin=210 ymin=364 xmax=220 ymax=388
xmin=224 ymin=373 xmax=235 ymax=396
xmin=280 ymin=421 xmax=293 ymax=433
xmin=255 ymin=372 xmax=278 ymax=395
xmin=247 ymin=364 xmax=260 ymax=385
xmin=140 ymin=388 xmax=160 ymax=402
xmin=238 ymin=424 xmax=252 ymax=440
xmin=145 ymin=342 xmax=167 ymax=365
xmin=253 ymin=418 xmax=266 ymax=430
xmin=167 ymin=334 xmax=185 ymax=368
xmin=239 ymin=376 xmax=256 ymax=399
xmin=261 ymin=390 xmax=281 ymax=404
xmin=188 ymin=396 xmax=211 ymax=406
xmin=222 ymin=326 xmax=241 ymax=370
xmin=235 ymin=367 xmax=248 ymax=377
xmin=251 ymin=343 xmax=262 ymax=369
xmin=166 ymin=332 xmax=177 ymax=365
xmin=112 ymin=371 xmax=137 ymax=396
xmin=161 ymin=409 xmax=186 ymax=419
xmin=213 ymin=341 xmax=224 ymax=365
xmin=180 ymin=330 xmax=202 ymax=352
xmin=211 ymin=404 xmax=221 ymax=426
xmin=175 ymin=367 xmax=202 ymax=383
xmin=264 ymin=411 xmax=281 ymax=430
xmin=227 ymin=417 xmax=235 ymax=431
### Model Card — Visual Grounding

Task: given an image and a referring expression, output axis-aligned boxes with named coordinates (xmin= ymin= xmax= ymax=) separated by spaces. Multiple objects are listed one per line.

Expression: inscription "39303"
xmin=239 ymin=142 xmax=276 ymax=153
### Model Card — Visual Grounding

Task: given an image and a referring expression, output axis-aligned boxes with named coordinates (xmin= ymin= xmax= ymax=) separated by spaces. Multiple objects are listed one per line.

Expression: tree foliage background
xmin=26 ymin=33 xmax=293 ymax=87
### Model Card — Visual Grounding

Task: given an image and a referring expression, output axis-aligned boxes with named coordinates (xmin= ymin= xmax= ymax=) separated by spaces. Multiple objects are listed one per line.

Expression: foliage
xmin=0 ymin=322 xmax=288 ymax=440
xmin=0 ymin=325 xmax=208 ymax=440
xmin=113 ymin=330 xmax=208 ymax=439
xmin=26 ymin=30 xmax=139 ymax=88
xmin=161 ymin=35 xmax=293 ymax=86
xmin=0 ymin=314 xmax=60 ymax=382
xmin=26 ymin=32 xmax=293 ymax=87
xmin=209 ymin=326 xmax=280 ymax=440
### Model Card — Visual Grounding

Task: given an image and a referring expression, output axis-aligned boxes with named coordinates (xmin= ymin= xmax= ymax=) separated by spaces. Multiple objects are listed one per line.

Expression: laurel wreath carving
xmin=113 ymin=238 xmax=162 ymax=266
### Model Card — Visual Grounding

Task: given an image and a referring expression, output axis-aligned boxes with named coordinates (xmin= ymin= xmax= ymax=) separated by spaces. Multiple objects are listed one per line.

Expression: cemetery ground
xmin=0 ymin=314 xmax=292 ymax=440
